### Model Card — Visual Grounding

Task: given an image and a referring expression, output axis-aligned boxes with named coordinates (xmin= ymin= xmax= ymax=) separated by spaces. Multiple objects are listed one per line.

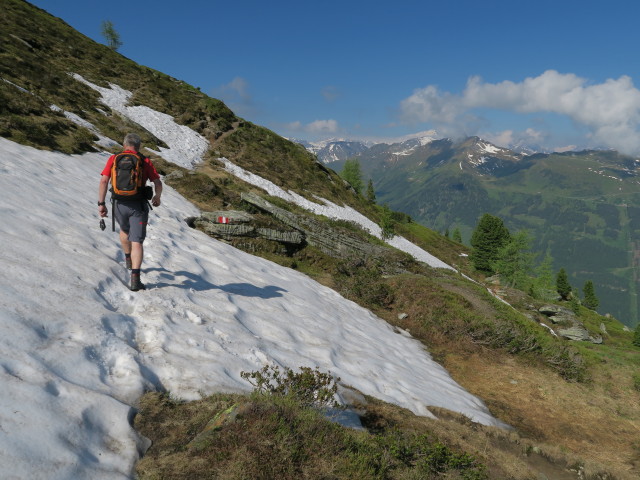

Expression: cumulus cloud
xmin=212 ymin=77 xmax=254 ymax=116
xmin=484 ymin=128 xmax=546 ymax=149
xmin=400 ymin=70 xmax=640 ymax=154
xmin=286 ymin=119 xmax=339 ymax=134
xmin=215 ymin=76 xmax=250 ymax=100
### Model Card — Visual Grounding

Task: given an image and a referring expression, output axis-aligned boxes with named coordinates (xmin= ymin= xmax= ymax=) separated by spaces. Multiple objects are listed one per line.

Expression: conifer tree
xmin=470 ymin=213 xmax=511 ymax=274
xmin=556 ymin=268 xmax=572 ymax=300
xmin=452 ymin=227 xmax=462 ymax=244
xmin=365 ymin=179 xmax=376 ymax=204
xmin=494 ymin=230 xmax=535 ymax=288
xmin=101 ymin=20 xmax=122 ymax=51
xmin=340 ymin=159 xmax=363 ymax=194
xmin=582 ymin=280 xmax=599 ymax=310
xmin=633 ymin=325 xmax=640 ymax=347
xmin=379 ymin=205 xmax=395 ymax=240
xmin=532 ymin=253 xmax=555 ymax=300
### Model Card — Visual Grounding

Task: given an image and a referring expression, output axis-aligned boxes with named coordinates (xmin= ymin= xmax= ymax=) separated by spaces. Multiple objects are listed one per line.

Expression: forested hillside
xmin=347 ymin=137 xmax=640 ymax=328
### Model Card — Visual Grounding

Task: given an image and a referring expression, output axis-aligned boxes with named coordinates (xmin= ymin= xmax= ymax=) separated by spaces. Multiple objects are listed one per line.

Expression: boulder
xmin=539 ymin=305 xmax=572 ymax=316
xmin=558 ymin=325 xmax=591 ymax=341
xmin=557 ymin=325 xmax=603 ymax=344
xmin=548 ymin=314 xmax=574 ymax=325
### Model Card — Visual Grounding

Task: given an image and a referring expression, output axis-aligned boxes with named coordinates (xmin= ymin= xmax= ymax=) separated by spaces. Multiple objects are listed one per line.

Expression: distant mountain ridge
xmin=342 ymin=135 xmax=640 ymax=327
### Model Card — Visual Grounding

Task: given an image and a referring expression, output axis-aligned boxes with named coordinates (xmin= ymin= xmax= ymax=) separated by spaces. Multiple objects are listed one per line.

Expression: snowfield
xmin=72 ymin=74 xmax=209 ymax=169
xmin=0 ymin=137 xmax=504 ymax=479
xmin=0 ymin=77 xmax=504 ymax=479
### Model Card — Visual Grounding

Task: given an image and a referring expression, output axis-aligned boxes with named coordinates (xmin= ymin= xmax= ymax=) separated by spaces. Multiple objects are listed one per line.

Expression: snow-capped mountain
xmin=461 ymin=136 xmax=524 ymax=170
xmin=290 ymin=138 xmax=371 ymax=163
xmin=314 ymin=140 xmax=371 ymax=163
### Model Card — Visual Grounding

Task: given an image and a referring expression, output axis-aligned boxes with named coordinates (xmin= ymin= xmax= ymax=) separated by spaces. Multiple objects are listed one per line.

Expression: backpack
xmin=110 ymin=152 xmax=145 ymax=200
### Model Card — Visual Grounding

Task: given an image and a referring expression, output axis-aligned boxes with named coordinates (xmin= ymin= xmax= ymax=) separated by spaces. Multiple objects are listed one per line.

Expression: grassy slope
xmin=365 ymin=145 xmax=640 ymax=327
xmin=3 ymin=1 xmax=640 ymax=477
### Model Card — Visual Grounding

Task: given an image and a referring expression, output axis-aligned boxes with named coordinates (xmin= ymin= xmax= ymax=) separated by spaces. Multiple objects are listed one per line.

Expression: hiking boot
xmin=125 ymin=257 xmax=132 ymax=270
xmin=130 ymin=273 xmax=146 ymax=292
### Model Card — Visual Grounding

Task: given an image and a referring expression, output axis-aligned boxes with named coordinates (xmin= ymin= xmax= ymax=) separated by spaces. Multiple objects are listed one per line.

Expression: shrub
xmin=240 ymin=365 xmax=340 ymax=408
xmin=374 ymin=431 xmax=487 ymax=479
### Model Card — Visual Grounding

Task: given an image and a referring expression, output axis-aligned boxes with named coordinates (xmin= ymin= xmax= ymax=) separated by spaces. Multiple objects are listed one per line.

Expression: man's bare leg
xmin=119 ymin=230 xmax=131 ymax=256
xmin=130 ymin=242 xmax=143 ymax=270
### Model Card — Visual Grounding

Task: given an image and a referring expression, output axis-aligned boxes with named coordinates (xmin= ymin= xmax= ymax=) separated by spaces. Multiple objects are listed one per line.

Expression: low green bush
xmin=240 ymin=365 xmax=340 ymax=408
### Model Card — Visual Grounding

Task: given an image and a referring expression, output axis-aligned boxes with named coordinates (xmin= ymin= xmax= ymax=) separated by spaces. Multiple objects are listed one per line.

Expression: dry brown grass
xmin=374 ymin=274 xmax=640 ymax=479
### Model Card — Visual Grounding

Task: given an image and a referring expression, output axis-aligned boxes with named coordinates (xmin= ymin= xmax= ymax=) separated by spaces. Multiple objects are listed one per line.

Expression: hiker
xmin=98 ymin=133 xmax=162 ymax=291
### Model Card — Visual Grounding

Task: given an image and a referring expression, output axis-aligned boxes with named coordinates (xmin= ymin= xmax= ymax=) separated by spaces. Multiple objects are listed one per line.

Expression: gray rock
xmin=600 ymin=322 xmax=608 ymax=335
xmin=398 ymin=313 xmax=408 ymax=320
xmin=256 ymin=228 xmax=304 ymax=244
xmin=558 ymin=325 xmax=592 ymax=341
xmin=241 ymin=192 xmax=395 ymax=263
xmin=196 ymin=221 xmax=255 ymax=238
xmin=201 ymin=210 xmax=254 ymax=223
xmin=558 ymin=325 xmax=602 ymax=343
xmin=164 ymin=170 xmax=184 ymax=180
xmin=548 ymin=314 xmax=574 ymax=325
xmin=538 ymin=305 xmax=562 ymax=317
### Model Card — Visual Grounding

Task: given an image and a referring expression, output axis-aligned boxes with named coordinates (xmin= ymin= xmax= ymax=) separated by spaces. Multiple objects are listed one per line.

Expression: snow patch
xmin=50 ymin=104 xmax=119 ymax=149
xmin=220 ymin=158 xmax=454 ymax=270
xmin=71 ymin=74 xmax=208 ymax=169
xmin=1 ymin=137 xmax=505 ymax=479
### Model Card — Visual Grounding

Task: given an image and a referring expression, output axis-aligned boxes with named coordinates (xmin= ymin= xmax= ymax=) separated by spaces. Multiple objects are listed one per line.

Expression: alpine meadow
xmin=1 ymin=1 xmax=640 ymax=479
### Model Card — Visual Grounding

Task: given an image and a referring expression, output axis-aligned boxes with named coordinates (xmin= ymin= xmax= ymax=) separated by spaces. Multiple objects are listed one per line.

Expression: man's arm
xmin=98 ymin=175 xmax=110 ymax=217
xmin=152 ymin=178 xmax=163 ymax=207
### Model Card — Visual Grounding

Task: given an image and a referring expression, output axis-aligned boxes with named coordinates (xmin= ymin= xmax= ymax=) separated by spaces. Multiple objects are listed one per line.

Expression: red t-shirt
xmin=100 ymin=150 xmax=160 ymax=183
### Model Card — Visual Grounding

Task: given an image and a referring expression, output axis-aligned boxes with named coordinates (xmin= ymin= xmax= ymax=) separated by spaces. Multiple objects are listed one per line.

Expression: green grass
xmin=134 ymin=391 xmax=489 ymax=480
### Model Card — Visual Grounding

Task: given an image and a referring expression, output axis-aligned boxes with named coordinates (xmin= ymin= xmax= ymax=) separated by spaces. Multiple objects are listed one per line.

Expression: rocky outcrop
xmin=538 ymin=305 xmax=603 ymax=343
xmin=200 ymin=210 xmax=254 ymax=223
xmin=188 ymin=192 xmax=413 ymax=273
xmin=557 ymin=325 xmax=600 ymax=343
xmin=193 ymin=215 xmax=304 ymax=245
xmin=240 ymin=192 xmax=393 ymax=262
xmin=187 ymin=207 xmax=304 ymax=247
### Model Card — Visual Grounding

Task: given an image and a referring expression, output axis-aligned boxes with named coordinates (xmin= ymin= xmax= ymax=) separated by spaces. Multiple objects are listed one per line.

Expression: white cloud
xmin=306 ymin=119 xmax=338 ymax=133
xmin=483 ymin=128 xmax=546 ymax=149
xmin=400 ymin=70 xmax=640 ymax=154
xmin=286 ymin=119 xmax=339 ymax=134
xmin=321 ymin=85 xmax=341 ymax=102
xmin=212 ymin=77 xmax=254 ymax=116
xmin=215 ymin=76 xmax=250 ymax=100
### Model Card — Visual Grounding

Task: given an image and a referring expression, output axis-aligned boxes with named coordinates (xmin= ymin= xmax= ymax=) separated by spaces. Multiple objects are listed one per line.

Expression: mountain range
xmin=298 ymin=135 xmax=640 ymax=327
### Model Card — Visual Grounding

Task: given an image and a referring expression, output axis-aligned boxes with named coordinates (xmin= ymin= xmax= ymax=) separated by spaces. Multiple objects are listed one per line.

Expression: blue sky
xmin=29 ymin=0 xmax=640 ymax=153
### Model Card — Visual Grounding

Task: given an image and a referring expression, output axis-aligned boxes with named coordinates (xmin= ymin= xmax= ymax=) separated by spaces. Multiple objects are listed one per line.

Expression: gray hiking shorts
xmin=114 ymin=200 xmax=149 ymax=243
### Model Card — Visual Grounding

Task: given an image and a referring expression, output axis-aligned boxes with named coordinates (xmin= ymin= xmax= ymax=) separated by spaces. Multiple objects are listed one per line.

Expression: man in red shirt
xmin=98 ymin=133 xmax=163 ymax=291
